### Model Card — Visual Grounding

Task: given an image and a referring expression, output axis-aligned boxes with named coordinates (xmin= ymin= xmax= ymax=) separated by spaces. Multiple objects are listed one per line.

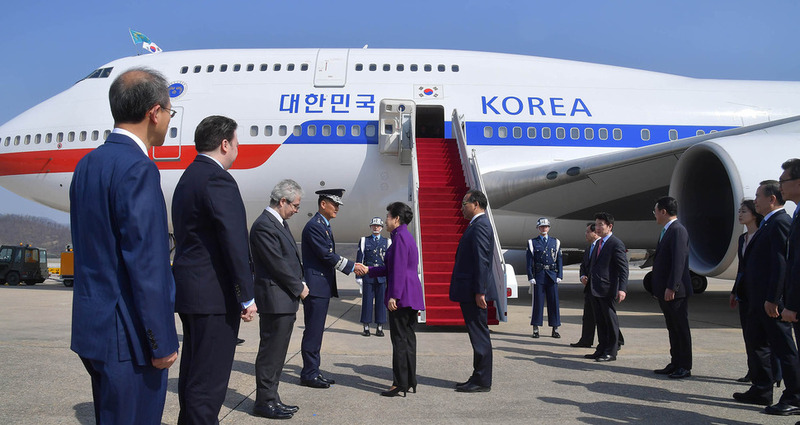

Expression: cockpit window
xmin=80 ymin=67 xmax=114 ymax=82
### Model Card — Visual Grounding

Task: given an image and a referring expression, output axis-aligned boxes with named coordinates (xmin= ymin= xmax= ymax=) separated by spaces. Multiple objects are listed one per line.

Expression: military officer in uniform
xmin=300 ymin=188 xmax=367 ymax=389
xmin=356 ymin=217 xmax=391 ymax=337
xmin=526 ymin=217 xmax=563 ymax=338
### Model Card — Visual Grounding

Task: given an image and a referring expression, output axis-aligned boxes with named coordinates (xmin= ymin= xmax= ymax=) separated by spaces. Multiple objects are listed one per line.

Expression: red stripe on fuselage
xmin=0 ymin=144 xmax=280 ymax=176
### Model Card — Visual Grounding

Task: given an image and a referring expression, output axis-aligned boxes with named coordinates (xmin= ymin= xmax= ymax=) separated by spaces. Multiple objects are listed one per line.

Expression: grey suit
xmin=250 ymin=209 xmax=305 ymax=406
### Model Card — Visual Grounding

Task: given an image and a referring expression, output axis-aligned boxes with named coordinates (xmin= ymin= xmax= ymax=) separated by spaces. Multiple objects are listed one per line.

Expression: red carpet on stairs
xmin=415 ymin=138 xmax=498 ymax=326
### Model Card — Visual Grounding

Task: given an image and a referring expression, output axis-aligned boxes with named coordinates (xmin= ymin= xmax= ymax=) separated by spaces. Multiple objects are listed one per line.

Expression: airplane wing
xmin=483 ymin=114 xmax=800 ymax=222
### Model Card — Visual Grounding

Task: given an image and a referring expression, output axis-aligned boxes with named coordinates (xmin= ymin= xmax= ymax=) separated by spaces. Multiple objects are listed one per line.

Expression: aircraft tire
xmin=642 ymin=271 xmax=653 ymax=295
xmin=691 ymin=273 xmax=708 ymax=294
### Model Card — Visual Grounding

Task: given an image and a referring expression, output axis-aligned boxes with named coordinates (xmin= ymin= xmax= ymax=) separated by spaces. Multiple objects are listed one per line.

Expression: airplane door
xmin=314 ymin=49 xmax=349 ymax=88
xmin=378 ymin=99 xmax=415 ymax=164
xmin=152 ymin=105 xmax=184 ymax=161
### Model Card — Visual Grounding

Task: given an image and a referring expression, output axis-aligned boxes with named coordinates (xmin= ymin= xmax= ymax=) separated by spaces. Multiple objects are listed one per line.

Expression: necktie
xmin=283 ymin=220 xmax=293 ymax=238
xmin=595 ymin=238 xmax=603 ymax=260
xmin=659 ymin=227 xmax=666 ymax=242
xmin=543 ymin=236 xmax=548 ymax=244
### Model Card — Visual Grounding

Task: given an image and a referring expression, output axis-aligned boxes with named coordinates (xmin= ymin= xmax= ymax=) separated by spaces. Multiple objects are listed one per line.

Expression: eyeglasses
xmin=283 ymin=198 xmax=300 ymax=211
xmin=779 ymin=177 xmax=800 ymax=185
xmin=163 ymin=107 xmax=178 ymax=118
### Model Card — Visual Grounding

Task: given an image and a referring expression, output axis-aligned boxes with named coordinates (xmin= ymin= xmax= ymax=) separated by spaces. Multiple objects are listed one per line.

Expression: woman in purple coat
xmin=363 ymin=202 xmax=425 ymax=397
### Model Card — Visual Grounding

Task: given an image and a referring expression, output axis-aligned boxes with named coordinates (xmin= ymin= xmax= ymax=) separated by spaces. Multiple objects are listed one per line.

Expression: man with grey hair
xmin=251 ymin=179 xmax=309 ymax=419
xmin=70 ymin=67 xmax=179 ymax=424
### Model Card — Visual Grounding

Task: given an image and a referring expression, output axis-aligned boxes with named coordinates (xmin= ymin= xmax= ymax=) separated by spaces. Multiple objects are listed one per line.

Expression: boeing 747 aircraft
xmin=1 ymin=48 xmax=798 ymax=322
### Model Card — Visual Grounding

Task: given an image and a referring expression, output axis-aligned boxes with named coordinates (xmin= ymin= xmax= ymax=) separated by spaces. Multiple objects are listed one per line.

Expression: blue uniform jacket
xmin=69 ymin=132 xmax=179 ymax=365
xmin=357 ymin=235 xmax=389 ymax=285
xmin=526 ymin=235 xmax=563 ymax=284
xmin=301 ymin=212 xmax=355 ymax=298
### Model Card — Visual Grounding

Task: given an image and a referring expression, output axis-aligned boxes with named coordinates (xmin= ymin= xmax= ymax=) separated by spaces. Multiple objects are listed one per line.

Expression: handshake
xmin=354 ymin=263 xmax=369 ymax=277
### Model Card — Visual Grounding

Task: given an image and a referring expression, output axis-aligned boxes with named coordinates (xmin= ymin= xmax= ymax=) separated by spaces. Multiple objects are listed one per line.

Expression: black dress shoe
xmin=455 ymin=382 xmax=491 ymax=393
xmin=595 ymin=354 xmax=616 ymax=362
xmin=300 ymin=377 xmax=330 ymax=389
xmin=236 ymin=338 xmax=245 ymax=345
xmin=375 ymin=328 xmax=385 ymax=337
xmin=531 ymin=329 xmax=540 ymax=338
xmin=551 ymin=329 xmax=561 ymax=338
xmin=380 ymin=386 xmax=407 ymax=397
xmin=584 ymin=353 xmax=600 ymax=359
xmin=318 ymin=373 xmax=336 ymax=385
xmin=733 ymin=391 xmax=772 ymax=406
xmin=362 ymin=328 xmax=370 ymax=336
xmin=654 ymin=364 xmax=676 ymax=375
xmin=276 ymin=402 xmax=299 ymax=413
xmin=765 ymin=402 xmax=800 ymax=415
xmin=253 ymin=403 xmax=293 ymax=419
xmin=455 ymin=379 xmax=471 ymax=388
xmin=668 ymin=368 xmax=691 ymax=379
xmin=570 ymin=341 xmax=592 ymax=348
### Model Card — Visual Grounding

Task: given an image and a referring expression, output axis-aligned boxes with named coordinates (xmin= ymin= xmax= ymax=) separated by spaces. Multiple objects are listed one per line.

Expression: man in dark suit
xmin=69 ymin=68 xmax=179 ymax=424
xmin=586 ymin=212 xmax=628 ymax=362
xmin=735 ymin=179 xmax=800 ymax=415
xmin=651 ymin=196 xmax=693 ymax=379
xmin=573 ymin=223 xmax=599 ymax=347
xmin=250 ymin=179 xmax=309 ymax=419
xmin=300 ymin=189 xmax=366 ymax=388
xmin=171 ymin=115 xmax=257 ymax=424
xmin=450 ymin=190 xmax=497 ymax=393
xmin=780 ymin=159 xmax=800 ymax=339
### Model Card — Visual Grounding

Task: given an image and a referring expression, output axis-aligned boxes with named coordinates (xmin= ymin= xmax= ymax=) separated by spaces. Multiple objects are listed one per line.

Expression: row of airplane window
xmin=1 ymin=128 xmax=180 ymax=147
xmin=178 ymin=62 xmax=460 ymax=75
xmin=484 ymin=126 xmax=717 ymax=141
xmin=180 ymin=63 xmax=311 ymax=74
xmin=1 ymin=124 xmax=719 ymax=148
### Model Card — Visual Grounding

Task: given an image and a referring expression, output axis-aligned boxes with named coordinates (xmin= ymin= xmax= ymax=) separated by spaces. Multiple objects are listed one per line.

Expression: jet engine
xmin=669 ymin=132 xmax=799 ymax=279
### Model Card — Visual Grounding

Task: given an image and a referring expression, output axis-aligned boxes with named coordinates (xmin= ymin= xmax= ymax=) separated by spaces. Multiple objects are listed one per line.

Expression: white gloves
xmin=557 ymin=278 xmax=562 ymax=283
xmin=356 ymin=278 xmax=363 ymax=294
xmin=529 ymin=279 xmax=536 ymax=285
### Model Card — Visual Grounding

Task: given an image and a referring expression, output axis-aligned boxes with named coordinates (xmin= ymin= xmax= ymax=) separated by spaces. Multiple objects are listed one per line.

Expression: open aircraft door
xmin=378 ymin=99 xmax=415 ymax=165
xmin=152 ymin=105 xmax=184 ymax=161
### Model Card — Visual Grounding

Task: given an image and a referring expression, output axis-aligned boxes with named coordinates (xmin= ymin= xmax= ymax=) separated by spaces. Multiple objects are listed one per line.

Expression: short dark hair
xmin=386 ymin=202 xmax=413 ymax=225
xmin=194 ymin=115 xmax=237 ymax=153
xmin=109 ymin=67 xmax=170 ymax=124
xmin=655 ymin=196 xmax=678 ymax=216
xmin=465 ymin=190 xmax=488 ymax=210
xmin=594 ymin=212 xmax=615 ymax=227
xmin=740 ymin=199 xmax=763 ymax=227
xmin=782 ymin=158 xmax=800 ymax=180
xmin=587 ymin=222 xmax=596 ymax=232
xmin=760 ymin=179 xmax=785 ymax=206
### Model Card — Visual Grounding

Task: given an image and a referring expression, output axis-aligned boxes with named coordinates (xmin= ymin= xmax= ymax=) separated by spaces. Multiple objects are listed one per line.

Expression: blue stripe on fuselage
xmin=279 ymin=119 xmax=734 ymax=148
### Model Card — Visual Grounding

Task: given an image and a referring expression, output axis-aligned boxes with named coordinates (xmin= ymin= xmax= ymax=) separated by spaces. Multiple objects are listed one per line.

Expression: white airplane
xmin=1 ymin=48 xmax=798 ymax=317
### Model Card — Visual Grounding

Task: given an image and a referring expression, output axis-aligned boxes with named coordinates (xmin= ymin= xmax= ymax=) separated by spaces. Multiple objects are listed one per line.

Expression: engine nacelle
xmin=669 ymin=134 xmax=798 ymax=278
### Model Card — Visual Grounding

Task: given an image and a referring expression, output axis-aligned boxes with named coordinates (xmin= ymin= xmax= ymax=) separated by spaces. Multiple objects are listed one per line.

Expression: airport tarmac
xmin=0 ymin=267 xmax=794 ymax=424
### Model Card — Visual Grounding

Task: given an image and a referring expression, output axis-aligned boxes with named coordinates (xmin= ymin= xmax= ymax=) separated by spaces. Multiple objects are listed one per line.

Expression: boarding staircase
xmin=378 ymin=100 xmax=513 ymax=326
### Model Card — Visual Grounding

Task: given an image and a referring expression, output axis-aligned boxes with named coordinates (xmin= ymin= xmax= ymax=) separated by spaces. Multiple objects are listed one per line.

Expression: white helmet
xmin=370 ymin=217 xmax=384 ymax=226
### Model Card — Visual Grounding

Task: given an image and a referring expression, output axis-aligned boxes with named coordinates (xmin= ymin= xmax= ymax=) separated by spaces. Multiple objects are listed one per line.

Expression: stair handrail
xmin=409 ymin=128 xmax=426 ymax=322
xmin=451 ymin=109 xmax=508 ymax=322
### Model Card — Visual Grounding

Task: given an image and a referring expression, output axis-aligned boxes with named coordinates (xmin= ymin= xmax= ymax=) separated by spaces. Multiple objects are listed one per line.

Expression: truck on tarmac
xmin=0 ymin=244 xmax=49 ymax=285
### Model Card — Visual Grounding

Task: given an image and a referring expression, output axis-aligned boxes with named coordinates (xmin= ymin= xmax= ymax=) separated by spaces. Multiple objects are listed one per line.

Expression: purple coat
xmin=368 ymin=224 xmax=425 ymax=310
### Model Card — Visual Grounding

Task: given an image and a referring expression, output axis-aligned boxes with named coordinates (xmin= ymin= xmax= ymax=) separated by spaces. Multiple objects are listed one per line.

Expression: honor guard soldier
xmin=526 ymin=217 xmax=563 ymax=338
xmin=356 ymin=217 xmax=391 ymax=337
